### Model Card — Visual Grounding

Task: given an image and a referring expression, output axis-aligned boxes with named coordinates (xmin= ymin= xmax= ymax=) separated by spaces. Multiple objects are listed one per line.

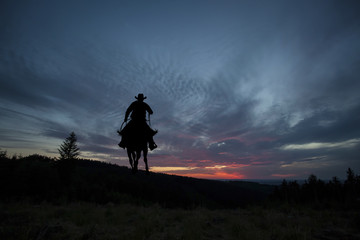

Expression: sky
xmin=1 ymin=0 xmax=360 ymax=180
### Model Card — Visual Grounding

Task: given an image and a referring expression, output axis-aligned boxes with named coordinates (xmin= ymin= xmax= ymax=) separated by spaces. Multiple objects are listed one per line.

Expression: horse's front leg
xmin=134 ymin=150 xmax=141 ymax=173
xmin=127 ymin=148 xmax=133 ymax=169
xmin=143 ymin=148 xmax=149 ymax=174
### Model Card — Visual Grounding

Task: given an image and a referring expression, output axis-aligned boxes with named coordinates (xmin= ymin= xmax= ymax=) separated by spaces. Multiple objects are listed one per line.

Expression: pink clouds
xmin=149 ymin=155 xmax=253 ymax=179
xmin=151 ymin=162 xmax=248 ymax=180
xmin=146 ymin=129 xmax=309 ymax=180
xmin=146 ymin=135 xmax=283 ymax=179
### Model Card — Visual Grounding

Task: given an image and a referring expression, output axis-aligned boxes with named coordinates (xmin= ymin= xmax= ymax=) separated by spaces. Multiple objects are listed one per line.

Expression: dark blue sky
xmin=1 ymin=0 xmax=360 ymax=179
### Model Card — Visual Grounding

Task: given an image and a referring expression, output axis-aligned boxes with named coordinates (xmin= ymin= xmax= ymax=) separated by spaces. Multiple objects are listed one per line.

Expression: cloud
xmin=1 ymin=0 xmax=360 ymax=179
xmin=271 ymin=174 xmax=297 ymax=178
xmin=150 ymin=166 xmax=198 ymax=172
xmin=281 ymin=139 xmax=360 ymax=151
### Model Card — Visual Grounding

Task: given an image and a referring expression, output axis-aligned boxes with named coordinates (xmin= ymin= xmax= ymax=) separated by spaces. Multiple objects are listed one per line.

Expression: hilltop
xmin=0 ymin=154 xmax=273 ymax=209
xmin=1 ymin=154 xmax=360 ymax=239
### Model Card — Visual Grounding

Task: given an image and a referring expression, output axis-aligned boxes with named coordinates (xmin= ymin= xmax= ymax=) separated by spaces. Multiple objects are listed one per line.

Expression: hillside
xmin=0 ymin=154 xmax=274 ymax=208
xmin=2 ymin=155 xmax=360 ymax=239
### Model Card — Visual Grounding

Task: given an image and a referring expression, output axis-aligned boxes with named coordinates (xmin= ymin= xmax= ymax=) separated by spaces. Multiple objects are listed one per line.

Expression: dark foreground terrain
xmin=1 ymin=201 xmax=360 ymax=240
xmin=0 ymin=154 xmax=272 ymax=208
xmin=1 ymin=154 xmax=359 ymax=239
xmin=0 ymin=202 xmax=360 ymax=240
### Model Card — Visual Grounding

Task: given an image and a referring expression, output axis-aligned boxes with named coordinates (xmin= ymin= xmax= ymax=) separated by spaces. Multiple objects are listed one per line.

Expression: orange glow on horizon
xmin=150 ymin=166 xmax=198 ymax=172
xmin=150 ymin=162 xmax=251 ymax=179
xmin=177 ymin=171 xmax=246 ymax=180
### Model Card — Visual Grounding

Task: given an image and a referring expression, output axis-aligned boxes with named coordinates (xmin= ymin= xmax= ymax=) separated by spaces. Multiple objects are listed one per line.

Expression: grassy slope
xmin=1 ymin=155 xmax=360 ymax=239
xmin=1 ymin=202 xmax=359 ymax=240
xmin=0 ymin=156 xmax=274 ymax=208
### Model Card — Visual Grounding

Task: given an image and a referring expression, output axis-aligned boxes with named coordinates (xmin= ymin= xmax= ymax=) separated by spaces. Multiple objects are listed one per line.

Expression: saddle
xmin=118 ymin=120 xmax=157 ymax=150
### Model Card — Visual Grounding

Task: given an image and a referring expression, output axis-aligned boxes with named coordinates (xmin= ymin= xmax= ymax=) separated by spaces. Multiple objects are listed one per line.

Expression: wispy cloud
xmin=1 ymin=0 xmax=360 ymax=179
xmin=281 ymin=139 xmax=360 ymax=151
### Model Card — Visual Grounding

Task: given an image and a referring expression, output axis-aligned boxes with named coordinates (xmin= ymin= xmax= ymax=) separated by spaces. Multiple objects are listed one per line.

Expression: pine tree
xmin=345 ymin=168 xmax=355 ymax=185
xmin=0 ymin=149 xmax=7 ymax=158
xmin=58 ymin=132 xmax=80 ymax=160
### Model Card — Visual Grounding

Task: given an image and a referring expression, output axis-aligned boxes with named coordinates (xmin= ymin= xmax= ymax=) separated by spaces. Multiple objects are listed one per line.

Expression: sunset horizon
xmin=1 ymin=0 xmax=360 ymax=181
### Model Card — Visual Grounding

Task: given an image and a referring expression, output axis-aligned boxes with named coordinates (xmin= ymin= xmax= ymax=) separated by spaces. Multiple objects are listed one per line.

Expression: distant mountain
xmin=0 ymin=155 xmax=274 ymax=208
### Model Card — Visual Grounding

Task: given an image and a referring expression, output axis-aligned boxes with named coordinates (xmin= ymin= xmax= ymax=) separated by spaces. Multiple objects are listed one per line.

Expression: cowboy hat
xmin=135 ymin=93 xmax=147 ymax=100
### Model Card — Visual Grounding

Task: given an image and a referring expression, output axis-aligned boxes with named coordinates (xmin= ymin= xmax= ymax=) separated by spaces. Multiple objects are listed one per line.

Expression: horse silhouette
xmin=126 ymin=127 xmax=149 ymax=174
xmin=118 ymin=121 xmax=156 ymax=174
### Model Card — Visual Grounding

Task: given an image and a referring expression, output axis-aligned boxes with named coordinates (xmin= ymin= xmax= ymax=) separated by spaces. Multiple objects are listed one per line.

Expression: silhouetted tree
xmin=280 ymin=179 xmax=289 ymax=202
xmin=328 ymin=176 xmax=343 ymax=202
xmin=288 ymin=180 xmax=300 ymax=203
xmin=271 ymin=169 xmax=360 ymax=208
xmin=57 ymin=132 xmax=80 ymax=185
xmin=330 ymin=176 xmax=341 ymax=185
xmin=345 ymin=168 xmax=355 ymax=185
xmin=304 ymin=174 xmax=318 ymax=202
xmin=356 ymin=174 xmax=360 ymax=200
xmin=276 ymin=179 xmax=301 ymax=204
xmin=0 ymin=149 xmax=7 ymax=159
xmin=344 ymin=168 xmax=357 ymax=202
xmin=58 ymin=132 xmax=80 ymax=160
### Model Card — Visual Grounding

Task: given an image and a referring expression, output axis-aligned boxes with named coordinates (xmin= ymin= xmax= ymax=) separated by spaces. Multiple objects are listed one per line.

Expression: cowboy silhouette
xmin=118 ymin=93 xmax=157 ymax=150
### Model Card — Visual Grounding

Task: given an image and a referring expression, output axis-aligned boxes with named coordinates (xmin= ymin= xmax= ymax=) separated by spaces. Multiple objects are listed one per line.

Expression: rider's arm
xmin=145 ymin=103 xmax=153 ymax=115
xmin=124 ymin=102 xmax=134 ymax=121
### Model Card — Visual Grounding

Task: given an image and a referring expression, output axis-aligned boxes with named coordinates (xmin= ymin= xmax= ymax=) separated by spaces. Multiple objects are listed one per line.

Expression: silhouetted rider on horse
xmin=118 ymin=93 xmax=157 ymax=150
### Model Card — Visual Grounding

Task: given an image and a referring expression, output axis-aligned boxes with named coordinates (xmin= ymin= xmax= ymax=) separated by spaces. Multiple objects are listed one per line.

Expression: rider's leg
xmin=119 ymin=136 xmax=126 ymax=149
xmin=143 ymin=123 xmax=157 ymax=150
xmin=119 ymin=121 xmax=134 ymax=148
xmin=148 ymin=136 xmax=157 ymax=150
xmin=118 ymin=128 xmax=128 ymax=149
